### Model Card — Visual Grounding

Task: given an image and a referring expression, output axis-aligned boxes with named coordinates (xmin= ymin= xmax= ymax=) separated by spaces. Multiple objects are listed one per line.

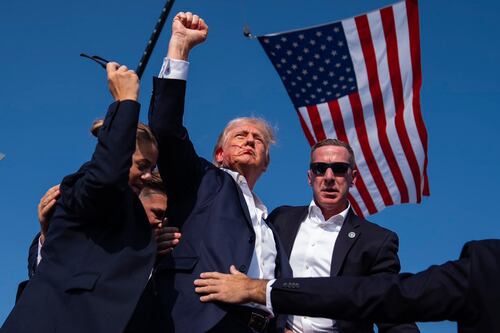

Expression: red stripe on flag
xmin=306 ymin=105 xmax=327 ymax=141
xmin=406 ymin=0 xmax=430 ymax=197
xmin=355 ymin=14 xmax=409 ymax=204
xmin=348 ymin=193 xmax=364 ymax=218
xmin=328 ymin=99 xmax=378 ymax=215
xmin=381 ymin=5 xmax=422 ymax=203
xmin=295 ymin=109 xmax=316 ymax=146
xmin=348 ymin=89 xmax=393 ymax=207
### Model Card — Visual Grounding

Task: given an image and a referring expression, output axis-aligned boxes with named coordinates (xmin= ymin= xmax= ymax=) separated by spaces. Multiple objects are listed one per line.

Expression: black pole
xmin=135 ymin=0 xmax=176 ymax=79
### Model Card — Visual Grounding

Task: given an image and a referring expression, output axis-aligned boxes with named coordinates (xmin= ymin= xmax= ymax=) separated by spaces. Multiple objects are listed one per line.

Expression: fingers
xmin=106 ymin=62 xmax=119 ymax=74
xmin=229 ymin=265 xmax=243 ymax=275
xmin=38 ymin=184 xmax=61 ymax=227
xmin=40 ymin=184 xmax=61 ymax=206
xmin=198 ymin=18 xmax=208 ymax=32
xmin=199 ymin=271 xmax=226 ymax=279
xmin=174 ymin=12 xmax=203 ymax=29
xmin=191 ymin=14 xmax=200 ymax=29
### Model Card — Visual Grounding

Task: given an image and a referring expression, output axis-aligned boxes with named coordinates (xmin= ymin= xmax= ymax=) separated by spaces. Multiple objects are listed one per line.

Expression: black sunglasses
xmin=310 ymin=162 xmax=351 ymax=176
xmin=80 ymin=53 xmax=111 ymax=69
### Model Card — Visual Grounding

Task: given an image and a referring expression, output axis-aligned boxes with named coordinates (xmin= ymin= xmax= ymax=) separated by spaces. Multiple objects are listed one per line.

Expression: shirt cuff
xmin=37 ymin=237 xmax=43 ymax=266
xmin=158 ymin=57 xmax=189 ymax=80
xmin=265 ymin=279 xmax=276 ymax=316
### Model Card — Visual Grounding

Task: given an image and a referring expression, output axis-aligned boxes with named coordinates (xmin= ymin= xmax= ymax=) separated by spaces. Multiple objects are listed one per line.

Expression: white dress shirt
xmin=286 ymin=200 xmax=349 ymax=333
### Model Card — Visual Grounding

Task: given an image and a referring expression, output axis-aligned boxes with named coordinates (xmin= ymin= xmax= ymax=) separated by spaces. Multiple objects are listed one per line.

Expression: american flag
xmin=258 ymin=0 xmax=429 ymax=217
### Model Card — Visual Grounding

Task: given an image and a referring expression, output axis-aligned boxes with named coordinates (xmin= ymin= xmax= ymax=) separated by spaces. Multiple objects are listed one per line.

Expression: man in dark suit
xmin=267 ymin=138 xmax=418 ymax=333
xmin=194 ymin=239 xmax=500 ymax=333
xmin=2 ymin=63 xmax=157 ymax=333
xmin=148 ymin=12 xmax=292 ymax=333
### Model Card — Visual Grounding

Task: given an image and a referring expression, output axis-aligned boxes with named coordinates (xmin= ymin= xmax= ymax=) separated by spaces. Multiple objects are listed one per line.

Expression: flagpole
xmin=135 ymin=0 xmax=176 ymax=79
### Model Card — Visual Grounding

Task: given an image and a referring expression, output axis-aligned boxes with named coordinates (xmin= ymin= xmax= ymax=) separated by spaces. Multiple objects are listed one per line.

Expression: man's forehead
xmin=312 ymin=145 xmax=350 ymax=161
xmin=228 ymin=122 xmax=265 ymax=135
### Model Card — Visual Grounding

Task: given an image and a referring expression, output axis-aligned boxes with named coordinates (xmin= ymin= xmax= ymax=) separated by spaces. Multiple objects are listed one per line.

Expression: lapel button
xmin=348 ymin=231 xmax=356 ymax=239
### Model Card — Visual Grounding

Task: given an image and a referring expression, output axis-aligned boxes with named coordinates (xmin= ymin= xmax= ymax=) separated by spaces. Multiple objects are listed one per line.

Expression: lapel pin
xmin=348 ymin=231 xmax=356 ymax=239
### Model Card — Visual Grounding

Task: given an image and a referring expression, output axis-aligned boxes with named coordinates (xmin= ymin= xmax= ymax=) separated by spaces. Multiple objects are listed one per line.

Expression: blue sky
xmin=1 ymin=0 xmax=499 ymax=331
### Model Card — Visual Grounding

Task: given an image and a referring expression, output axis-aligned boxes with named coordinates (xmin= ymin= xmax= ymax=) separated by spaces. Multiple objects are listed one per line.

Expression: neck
xmin=229 ymin=165 xmax=262 ymax=191
xmin=319 ymin=201 xmax=348 ymax=221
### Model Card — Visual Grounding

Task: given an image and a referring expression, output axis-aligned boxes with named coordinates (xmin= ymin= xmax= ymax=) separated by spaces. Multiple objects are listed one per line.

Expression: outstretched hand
xmin=194 ymin=265 xmax=268 ymax=305
xmin=167 ymin=12 xmax=208 ymax=60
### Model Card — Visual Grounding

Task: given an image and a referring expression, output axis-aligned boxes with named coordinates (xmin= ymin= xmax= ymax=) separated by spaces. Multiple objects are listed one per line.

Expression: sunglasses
xmin=80 ymin=53 xmax=111 ymax=69
xmin=310 ymin=162 xmax=351 ymax=176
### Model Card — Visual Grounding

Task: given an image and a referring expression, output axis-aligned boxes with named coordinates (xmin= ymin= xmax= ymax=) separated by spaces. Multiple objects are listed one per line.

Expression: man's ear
xmin=215 ymin=147 xmax=224 ymax=165
xmin=350 ymin=169 xmax=358 ymax=187
xmin=307 ymin=170 xmax=313 ymax=186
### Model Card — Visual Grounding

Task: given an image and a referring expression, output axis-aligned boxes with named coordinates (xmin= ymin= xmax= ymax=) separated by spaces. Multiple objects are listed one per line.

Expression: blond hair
xmin=212 ymin=117 xmax=276 ymax=166
xmin=90 ymin=119 xmax=158 ymax=148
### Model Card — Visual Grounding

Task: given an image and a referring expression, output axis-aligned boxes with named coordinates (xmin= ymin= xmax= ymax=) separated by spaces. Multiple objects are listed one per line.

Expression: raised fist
xmin=167 ymin=12 xmax=208 ymax=60
xmin=106 ymin=62 xmax=139 ymax=101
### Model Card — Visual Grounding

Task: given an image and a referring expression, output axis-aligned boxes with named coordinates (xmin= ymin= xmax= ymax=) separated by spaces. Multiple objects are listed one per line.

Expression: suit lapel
xmin=283 ymin=207 xmax=309 ymax=258
xmin=234 ymin=178 xmax=254 ymax=228
xmin=330 ymin=208 xmax=361 ymax=276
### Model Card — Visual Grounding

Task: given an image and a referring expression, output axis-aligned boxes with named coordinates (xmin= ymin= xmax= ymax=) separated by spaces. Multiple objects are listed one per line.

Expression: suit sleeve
xmin=369 ymin=232 xmax=420 ymax=332
xmin=27 ymin=233 xmax=40 ymax=278
xmin=148 ymin=78 xmax=203 ymax=221
xmin=60 ymin=100 xmax=140 ymax=218
xmin=271 ymin=257 xmax=476 ymax=325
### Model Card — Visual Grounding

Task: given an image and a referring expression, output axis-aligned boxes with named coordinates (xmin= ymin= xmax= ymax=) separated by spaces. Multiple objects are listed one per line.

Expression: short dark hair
xmin=140 ymin=171 xmax=166 ymax=197
xmin=311 ymin=139 xmax=356 ymax=167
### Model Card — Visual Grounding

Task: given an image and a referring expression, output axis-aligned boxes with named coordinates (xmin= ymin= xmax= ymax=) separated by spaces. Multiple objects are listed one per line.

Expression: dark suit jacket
xmin=269 ymin=205 xmax=419 ymax=333
xmin=270 ymin=240 xmax=500 ymax=333
xmin=2 ymin=101 xmax=156 ymax=333
xmin=148 ymin=78 xmax=292 ymax=332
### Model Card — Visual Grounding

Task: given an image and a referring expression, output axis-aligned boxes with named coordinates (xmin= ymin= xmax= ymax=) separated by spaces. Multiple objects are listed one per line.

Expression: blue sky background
xmin=1 ymin=0 xmax=499 ymax=331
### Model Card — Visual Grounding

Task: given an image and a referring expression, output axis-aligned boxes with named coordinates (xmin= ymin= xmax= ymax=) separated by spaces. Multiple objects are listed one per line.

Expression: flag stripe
xmin=347 ymin=193 xmax=365 ymax=218
xmin=295 ymin=109 xmax=315 ymax=146
xmin=367 ymin=9 xmax=417 ymax=203
xmin=406 ymin=0 xmax=430 ymax=196
xmin=356 ymin=13 xmax=410 ymax=204
xmin=348 ymin=92 xmax=393 ymax=206
xmin=380 ymin=5 xmax=422 ymax=203
xmin=306 ymin=105 xmax=327 ymax=141
xmin=328 ymin=100 xmax=378 ymax=215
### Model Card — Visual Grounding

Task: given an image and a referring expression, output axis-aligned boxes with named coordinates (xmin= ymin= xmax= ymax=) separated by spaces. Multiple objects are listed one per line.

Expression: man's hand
xmin=37 ymin=184 xmax=61 ymax=245
xmin=155 ymin=222 xmax=181 ymax=256
xmin=167 ymin=12 xmax=208 ymax=60
xmin=106 ymin=62 xmax=139 ymax=101
xmin=194 ymin=265 xmax=268 ymax=304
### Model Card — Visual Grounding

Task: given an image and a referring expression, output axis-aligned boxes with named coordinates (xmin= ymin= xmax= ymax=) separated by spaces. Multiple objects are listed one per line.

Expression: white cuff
xmin=37 ymin=236 xmax=43 ymax=266
xmin=158 ymin=57 xmax=189 ymax=80
xmin=265 ymin=279 xmax=276 ymax=316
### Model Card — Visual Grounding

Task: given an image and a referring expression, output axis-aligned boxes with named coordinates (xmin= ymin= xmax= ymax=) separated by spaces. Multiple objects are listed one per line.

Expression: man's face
xmin=129 ymin=142 xmax=158 ymax=195
xmin=308 ymin=145 xmax=357 ymax=217
xmin=215 ymin=122 xmax=269 ymax=175
xmin=139 ymin=192 xmax=167 ymax=227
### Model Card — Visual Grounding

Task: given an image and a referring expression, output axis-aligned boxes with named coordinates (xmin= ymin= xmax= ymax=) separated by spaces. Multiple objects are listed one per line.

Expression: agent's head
xmin=91 ymin=120 xmax=158 ymax=195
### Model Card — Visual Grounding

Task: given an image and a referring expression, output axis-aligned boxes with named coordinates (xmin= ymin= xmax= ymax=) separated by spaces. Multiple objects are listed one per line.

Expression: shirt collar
xmin=308 ymin=199 xmax=350 ymax=225
xmin=221 ymin=167 xmax=268 ymax=217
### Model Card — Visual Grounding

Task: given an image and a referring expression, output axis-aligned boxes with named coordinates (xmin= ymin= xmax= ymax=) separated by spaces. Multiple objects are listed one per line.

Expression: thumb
xmin=229 ymin=265 xmax=243 ymax=276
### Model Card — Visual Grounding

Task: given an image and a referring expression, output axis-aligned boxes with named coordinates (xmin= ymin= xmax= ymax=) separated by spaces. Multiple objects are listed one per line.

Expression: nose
xmin=245 ymin=133 xmax=255 ymax=146
xmin=323 ymin=167 xmax=335 ymax=181
xmin=141 ymin=170 xmax=152 ymax=181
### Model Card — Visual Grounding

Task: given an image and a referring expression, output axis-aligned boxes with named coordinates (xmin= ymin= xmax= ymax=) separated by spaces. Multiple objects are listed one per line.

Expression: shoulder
xmin=350 ymin=212 xmax=398 ymax=243
xmin=269 ymin=205 xmax=307 ymax=218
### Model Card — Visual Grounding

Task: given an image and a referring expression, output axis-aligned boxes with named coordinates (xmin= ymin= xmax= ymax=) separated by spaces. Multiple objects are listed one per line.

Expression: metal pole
xmin=135 ymin=0 xmax=176 ymax=79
